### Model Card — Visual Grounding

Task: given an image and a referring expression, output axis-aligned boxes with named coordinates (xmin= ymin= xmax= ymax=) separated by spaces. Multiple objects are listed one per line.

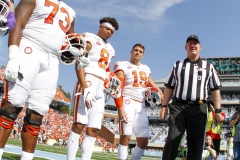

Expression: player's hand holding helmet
xmin=145 ymin=87 xmax=161 ymax=108
xmin=104 ymin=72 xmax=121 ymax=101
xmin=4 ymin=45 xmax=20 ymax=82
xmin=0 ymin=0 xmax=10 ymax=35
xmin=83 ymin=87 xmax=95 ymax=109
xmin=76 ymin=52 xmax=91 ymax=69
xmin=59 ymin=33 xmax=87 ymax=65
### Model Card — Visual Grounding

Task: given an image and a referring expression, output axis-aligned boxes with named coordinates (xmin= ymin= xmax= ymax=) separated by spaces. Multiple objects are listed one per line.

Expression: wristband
xmin=8 ymin=45 xmax=19 ymax=59
xmin=215 ymin=109 xmax=222 ymax=113
xmin=161 ymin=105 xmax=168 ymax=108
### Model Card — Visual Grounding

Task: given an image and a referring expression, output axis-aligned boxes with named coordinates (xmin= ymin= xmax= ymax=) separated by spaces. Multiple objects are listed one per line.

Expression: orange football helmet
xmin=104 ymin=72 xmax=121 ymax=101
xmin=145 ymin=87 xmax=161 ymax=108
xmin=59 ymin=33 xmax=86 ymax=65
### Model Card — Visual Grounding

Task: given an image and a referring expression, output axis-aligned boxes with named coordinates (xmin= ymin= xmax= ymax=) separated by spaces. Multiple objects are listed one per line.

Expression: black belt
xmin=173 ymin=98 xmax=206 ymax=105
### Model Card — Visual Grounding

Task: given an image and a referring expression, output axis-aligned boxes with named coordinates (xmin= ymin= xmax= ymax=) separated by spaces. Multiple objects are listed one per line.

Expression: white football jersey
xmin=114 ymin=61 xmax=151 ymax=102
xmin=82 ymin=32 xmax=115 ymax=79
xmin=21 ymin=0 xmax=75 ymax=55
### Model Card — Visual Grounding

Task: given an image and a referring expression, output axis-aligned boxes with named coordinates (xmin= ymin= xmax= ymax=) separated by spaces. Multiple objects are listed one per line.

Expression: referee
xmin=160 ymin=35 xmax=222 ymax=160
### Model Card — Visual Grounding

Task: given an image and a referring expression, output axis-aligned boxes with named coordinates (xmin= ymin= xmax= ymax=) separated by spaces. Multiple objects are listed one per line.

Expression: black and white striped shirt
xmin=165 ymin=58 xmax=221 ymax=101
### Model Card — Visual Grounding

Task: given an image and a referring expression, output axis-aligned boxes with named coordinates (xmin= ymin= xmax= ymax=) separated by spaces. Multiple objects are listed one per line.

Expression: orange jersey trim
xmin=106 ymin=66 xmax=110 ymax=72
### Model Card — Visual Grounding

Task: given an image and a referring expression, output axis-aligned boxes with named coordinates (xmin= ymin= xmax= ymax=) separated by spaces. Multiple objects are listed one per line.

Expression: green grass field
xmin=3 ymin=139 xmax=171 ymax=160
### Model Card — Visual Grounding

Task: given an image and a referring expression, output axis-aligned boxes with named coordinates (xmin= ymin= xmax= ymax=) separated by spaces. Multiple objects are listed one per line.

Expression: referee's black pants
xmin=162 ymin=101 xmax=208 ymax=160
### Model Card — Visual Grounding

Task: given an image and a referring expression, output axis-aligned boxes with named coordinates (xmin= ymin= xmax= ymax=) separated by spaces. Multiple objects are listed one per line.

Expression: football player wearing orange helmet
xmin=114 ymin=43 xmax=163 ymax=160
xmin=66 ymin=17 xmax=119 ymax=160
xmin=0 ymin=0 xmax=75 ymax=159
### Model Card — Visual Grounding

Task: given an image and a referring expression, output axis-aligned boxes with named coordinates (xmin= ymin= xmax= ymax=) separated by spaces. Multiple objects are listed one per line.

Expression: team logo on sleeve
xmin=24 ymin=47 xmax=32 ymax=54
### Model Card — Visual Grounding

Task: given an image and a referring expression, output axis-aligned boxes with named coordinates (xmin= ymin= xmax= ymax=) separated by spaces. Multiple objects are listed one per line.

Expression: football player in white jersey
xmin=66 ymin=17 xmax=119 ymax=160
xmin=114 ymin=44 xmax=163 ymax=160
xmin=0 ymin=0 xmax=15 ymax=35
xmin=0 ymin=0 xmax=75 ymax=159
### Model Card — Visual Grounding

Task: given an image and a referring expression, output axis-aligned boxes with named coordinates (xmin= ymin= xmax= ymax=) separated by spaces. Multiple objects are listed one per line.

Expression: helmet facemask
xmin=59 ymin=33 xmax=87 ymax=65
xmin=0 ymin=0 xmax=10 ymax=17
xmin=145 ymin=87 xmax=161 ymax=108
xmin=104 ymin=72 xmax=121 ymax=102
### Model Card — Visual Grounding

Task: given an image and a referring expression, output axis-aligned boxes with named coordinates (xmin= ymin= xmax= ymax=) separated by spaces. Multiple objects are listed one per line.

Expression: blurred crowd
xmin=208 ymin=58 xmax=240 ymax=75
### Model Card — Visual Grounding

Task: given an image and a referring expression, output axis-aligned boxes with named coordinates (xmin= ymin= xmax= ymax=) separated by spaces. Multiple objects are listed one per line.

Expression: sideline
xmin=4 ymin=144 xmax=81 ymax=160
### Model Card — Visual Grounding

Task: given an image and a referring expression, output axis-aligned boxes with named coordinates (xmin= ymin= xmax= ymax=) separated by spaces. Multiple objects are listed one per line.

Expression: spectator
xmin=229 ymin=107 xmax=240 ymax=160
xmin=202 ymin=135 xmax=217 ymax=160
xmin=12 ymin=121 xmax=18 ymax=139
xmin=206 ymin=103 xmax=225 ymax=158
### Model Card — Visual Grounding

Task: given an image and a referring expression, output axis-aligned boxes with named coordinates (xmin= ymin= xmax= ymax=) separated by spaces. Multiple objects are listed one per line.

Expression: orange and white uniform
xmin=114 ymin=61 xmax=151 ymax=137
xmin=4 ymin=0 xmax=75 ymax=116
xmin=22 ymin=0 xmax=75 ymax=55
xmin=72 ymin=32 xmax=115 ymax=129
xmin=82 ymin=32 xmax=115 ymax=79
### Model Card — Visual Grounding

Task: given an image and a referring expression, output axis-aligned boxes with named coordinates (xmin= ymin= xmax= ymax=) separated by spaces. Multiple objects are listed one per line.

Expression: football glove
xmin=83 ymin=87 xmax=95 ymax=109
xmin=76 ymin=53 xmax=91 ymax=69
xmin=4 ymin=45 xmax=20 ymax=82
xmin=0 ymin=11 xmax=15 ymax=35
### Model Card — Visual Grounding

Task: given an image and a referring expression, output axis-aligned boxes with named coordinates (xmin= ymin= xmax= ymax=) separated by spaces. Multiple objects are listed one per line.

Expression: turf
xmin=3 ymin=139 xmax=180 ymax=160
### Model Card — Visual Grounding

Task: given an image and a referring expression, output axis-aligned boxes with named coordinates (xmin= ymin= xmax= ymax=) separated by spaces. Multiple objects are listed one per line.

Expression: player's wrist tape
xmin=161 ymin=105 xmax=168 ymax=108
xmin=8 ymin=45 xmax=19 ymax=59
